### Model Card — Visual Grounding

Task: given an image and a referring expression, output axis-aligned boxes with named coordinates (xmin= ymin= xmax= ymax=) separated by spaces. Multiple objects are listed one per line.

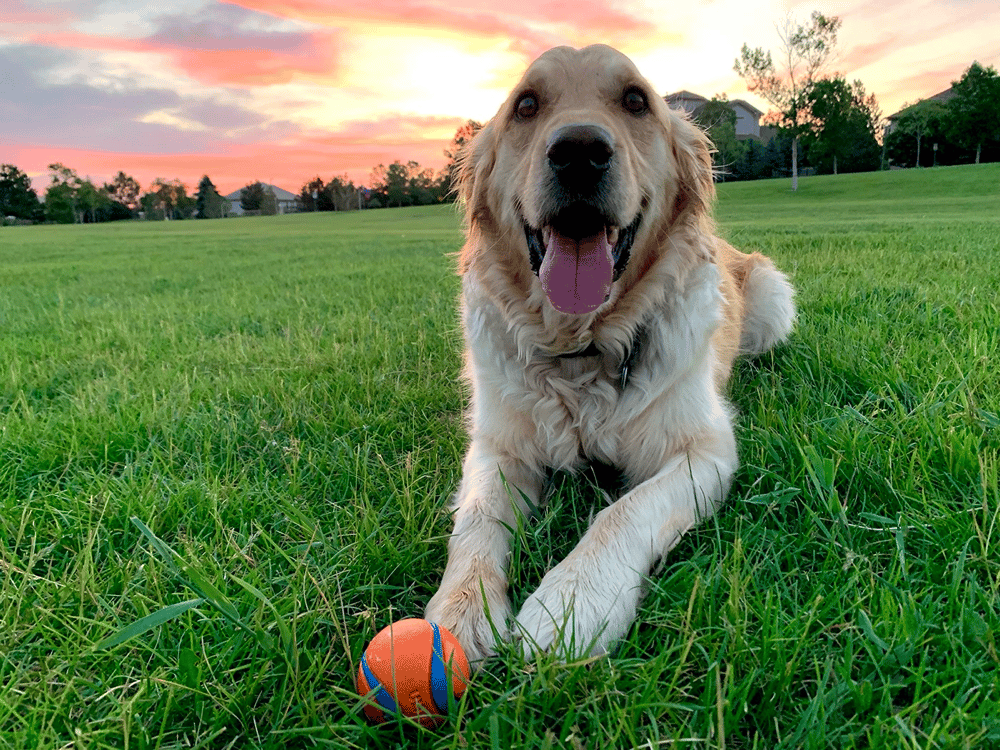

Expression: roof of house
xmin=224 ymin=184 xmax=298 ymax=201
xmin=729 ymin=99 xmax=764 ymax=117
xmin=665 ymin=92 xmax=764 ymax=118
xmin=665 ymin=91 xmax=709 ymax=107
xmin=887 ymin=88 xmax=956 ymax=121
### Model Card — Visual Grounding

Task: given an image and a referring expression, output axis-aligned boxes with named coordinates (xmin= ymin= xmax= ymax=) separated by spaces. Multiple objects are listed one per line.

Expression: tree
xmin=150 ymin=178 xmax=191 ymax=220
xmin=326 ymin=175 xmax=359 ymax=211
xmin=763 ymin=131 xmax=798 ymax=178
xmin=803 ymin=77 xmax=881 ymax=174
xmin=369 ymin=161 xmax=444 ymax=208
xmin=297 ymin=177 xmax=325 ymax=212
xmin=730 ymin=139 xmax=770 ymax=181
xmin=46 ymin=163 xmax=84 ymax=223
xmin=260 ymin=186 xmax=278 ymax=216
xmin=886 ymin=100 xmax=951 ymax=168
xmin=370 ymin=162 xmax=412 ymax=208
xmin=76 ymin=179 xmax=106 ymax=223
xmin=240 ymin=181 xmax=266 ymax=212
xmin=891 ymin=100 xmax=946 ymax=167
xmin=105 ymin=171 xmax=141 ymax=212
xmin=45 ymin=185 xmax=75 ymax=223
xmin=0 ymin=164 xmax=42 ymax=221
xmin=140 ymin=191 xmax=164 ymax=220
xmin=947 ymin=62 xmax=1000 ymax=165
xmin=407 ymin=161 xmax=437 ymax=205
xmin=692 ymin=96 xmax=740 ymax=179
xmin=195 ymin=175 xmax=225 ymax=219
xmin=93 ymin=197 xmax=132 ymax=223
xmin=735 ymin=11 xmax=842 ymax=190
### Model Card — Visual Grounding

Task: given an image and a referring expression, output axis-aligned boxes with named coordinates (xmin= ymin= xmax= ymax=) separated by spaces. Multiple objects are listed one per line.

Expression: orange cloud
xmin=222 ymin=0 xmax=655 ymax=60
xmin=11 ymin=109 xmax=467 ymax=195
xmin=16 ymin=142 xmax=443 ymax=194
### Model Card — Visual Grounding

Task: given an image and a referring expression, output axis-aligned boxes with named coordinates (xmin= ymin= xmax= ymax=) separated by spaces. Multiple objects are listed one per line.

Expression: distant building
xmin=223 ymin=184 xmax=298 ymax=215
xmin=665 ymin=91 xmax=773 ymax=142
xmin=885 ymin=87 xmax=956 ymax=135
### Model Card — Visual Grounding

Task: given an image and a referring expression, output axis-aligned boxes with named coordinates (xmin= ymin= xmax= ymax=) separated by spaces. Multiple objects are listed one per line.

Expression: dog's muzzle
xmin=522 ymin=124 xmax=641 ymax=315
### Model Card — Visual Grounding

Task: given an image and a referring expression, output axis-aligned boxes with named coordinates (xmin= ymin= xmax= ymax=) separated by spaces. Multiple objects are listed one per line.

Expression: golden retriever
xmin=425 ymin=45 xmax=795 ymax=665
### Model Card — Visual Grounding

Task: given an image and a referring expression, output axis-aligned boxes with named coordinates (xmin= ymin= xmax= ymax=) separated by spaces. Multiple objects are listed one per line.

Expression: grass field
xmin=2 ymin=164 xmax=999 ymax=749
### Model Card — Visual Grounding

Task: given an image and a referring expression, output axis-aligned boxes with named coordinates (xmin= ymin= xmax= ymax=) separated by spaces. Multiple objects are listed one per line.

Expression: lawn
xmin=1 ymin=164 xmax=998 ymax=749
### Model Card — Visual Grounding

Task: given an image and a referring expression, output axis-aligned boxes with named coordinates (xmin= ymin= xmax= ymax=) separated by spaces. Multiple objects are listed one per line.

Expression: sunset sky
xmin=3 ymin=0 xmax=998 ymax=197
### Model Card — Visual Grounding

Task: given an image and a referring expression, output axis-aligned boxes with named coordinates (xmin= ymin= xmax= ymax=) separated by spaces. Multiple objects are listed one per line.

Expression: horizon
xmin=3 ymin=0 xmax=999 ymax=197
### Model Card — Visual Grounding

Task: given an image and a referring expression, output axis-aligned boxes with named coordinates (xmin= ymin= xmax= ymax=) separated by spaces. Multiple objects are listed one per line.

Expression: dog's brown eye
xmin=515 ymin=94 xmax=539 ymax=120
xmin=623 ymin=88 xmax=648 ymax=115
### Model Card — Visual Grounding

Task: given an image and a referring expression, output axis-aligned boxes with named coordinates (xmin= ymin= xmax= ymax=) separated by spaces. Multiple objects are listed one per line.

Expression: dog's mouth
xmin=524 ymin=208 xmax=641 ymax=315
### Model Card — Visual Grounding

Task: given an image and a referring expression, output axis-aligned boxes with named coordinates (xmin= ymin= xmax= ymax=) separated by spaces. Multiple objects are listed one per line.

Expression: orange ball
xmin=356 ymin=618 xmax=470 ymax=727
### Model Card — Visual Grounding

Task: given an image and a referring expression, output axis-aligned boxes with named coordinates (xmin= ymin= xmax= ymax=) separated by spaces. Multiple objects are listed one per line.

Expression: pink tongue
xmin=539 ymin=229 xmax=614 ymax=314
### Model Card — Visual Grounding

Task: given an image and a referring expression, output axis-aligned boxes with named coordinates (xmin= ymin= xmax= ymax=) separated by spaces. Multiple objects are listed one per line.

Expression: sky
xmin=2 ymin=0 xmax=999 ymax=197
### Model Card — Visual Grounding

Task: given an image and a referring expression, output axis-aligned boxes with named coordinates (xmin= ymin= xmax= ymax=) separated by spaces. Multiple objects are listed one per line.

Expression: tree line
xmin=0 ymin=163 xmax=223 ymax=225
xmin=1 ymin=121 xmax=482 ymax=226
xmin=727 ymin=11 xmax=1000 ymax=188
xmin=884 ymin=62 xmax=1000 ymax=168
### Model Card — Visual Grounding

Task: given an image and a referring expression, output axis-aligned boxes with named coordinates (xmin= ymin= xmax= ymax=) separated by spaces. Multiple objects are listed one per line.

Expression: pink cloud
xmin=839 ymin=35 xmax=904 ymax=74
xmin=27 ymin=0 xmax=345 ymax=87
xmin=0 ymin=0 xmax=74 ymax=24
xmin=29 ymin=28 xmax=341 ymax=86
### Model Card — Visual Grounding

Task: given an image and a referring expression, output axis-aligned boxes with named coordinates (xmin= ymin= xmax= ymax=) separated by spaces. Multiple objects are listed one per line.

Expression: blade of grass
xmin=97 ymin=598 xmax=205 ymax=650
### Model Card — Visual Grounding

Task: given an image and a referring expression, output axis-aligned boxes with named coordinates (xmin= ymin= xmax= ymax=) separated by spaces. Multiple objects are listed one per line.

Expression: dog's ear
xmin=670 ymin=116 xmax=716 ymax=228
xmin=456 ymin=121 xmax=498 ymax=274
xmin=457 ymin=120 xmax=497 ymax=225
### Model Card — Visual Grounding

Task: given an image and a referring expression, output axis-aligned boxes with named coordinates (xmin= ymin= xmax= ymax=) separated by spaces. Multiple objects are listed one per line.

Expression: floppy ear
xmin=457 ymin=121 xmax=497 ymax=227
xmin=670 ymin=116 xmax=716 ymax=228
xmin=456 ymin=121 xmax=498 ymax=274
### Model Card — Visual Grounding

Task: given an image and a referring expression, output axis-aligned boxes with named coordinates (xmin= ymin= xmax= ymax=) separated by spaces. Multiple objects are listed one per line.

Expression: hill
xmin=715 ymin=163 xmax=1000 ymax=229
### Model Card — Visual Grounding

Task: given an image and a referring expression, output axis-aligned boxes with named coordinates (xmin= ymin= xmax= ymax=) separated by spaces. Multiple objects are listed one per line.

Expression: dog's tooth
xmin=543 ymin=227 xmax=552 ymax=246
xmin=607 ymin=226 xmax=620 ymax=246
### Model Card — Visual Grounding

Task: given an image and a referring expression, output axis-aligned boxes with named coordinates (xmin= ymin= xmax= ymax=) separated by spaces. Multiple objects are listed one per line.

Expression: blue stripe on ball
xmin=361 ymin=652 xmax=398 ymax=715
xmin=428 ymin=622 xmax=449 ymax=714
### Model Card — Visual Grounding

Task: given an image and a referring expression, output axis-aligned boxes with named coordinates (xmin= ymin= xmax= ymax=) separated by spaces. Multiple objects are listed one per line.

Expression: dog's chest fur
xmin=464 ymin=262 xmax=725 ymax=483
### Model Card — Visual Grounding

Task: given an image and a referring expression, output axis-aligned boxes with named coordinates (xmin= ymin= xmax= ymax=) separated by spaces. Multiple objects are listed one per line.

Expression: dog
xmin=425 ymin=44 xmax=795 ymax=665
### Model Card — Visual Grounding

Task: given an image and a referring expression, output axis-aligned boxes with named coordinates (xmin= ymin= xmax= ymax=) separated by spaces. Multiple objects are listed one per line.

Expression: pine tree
xmin=195 ymin=175 xmax=221 ymax=219
xmin=0 ymin=164 xmax=42 ymax=221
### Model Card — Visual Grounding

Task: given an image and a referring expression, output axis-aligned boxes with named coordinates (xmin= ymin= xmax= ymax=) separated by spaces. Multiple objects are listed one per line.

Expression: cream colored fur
xmin=424 ymin=45 xmax=795 ymax=665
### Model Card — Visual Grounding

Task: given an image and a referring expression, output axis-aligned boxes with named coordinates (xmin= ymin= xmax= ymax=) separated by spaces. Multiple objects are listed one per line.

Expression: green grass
xmin=2 ymin=165 xmax=998 ymax=749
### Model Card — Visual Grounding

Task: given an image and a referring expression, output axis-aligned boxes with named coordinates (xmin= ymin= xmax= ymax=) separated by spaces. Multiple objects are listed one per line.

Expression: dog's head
xmin=458 ymin=45 xmax=714 ymax=315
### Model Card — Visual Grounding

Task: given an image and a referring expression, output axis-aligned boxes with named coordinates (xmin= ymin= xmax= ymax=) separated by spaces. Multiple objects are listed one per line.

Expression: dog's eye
xmin=515 ymin=94 xmax=539 ymax=120
xmin=623 ymin=88 xmax=648 ymax=115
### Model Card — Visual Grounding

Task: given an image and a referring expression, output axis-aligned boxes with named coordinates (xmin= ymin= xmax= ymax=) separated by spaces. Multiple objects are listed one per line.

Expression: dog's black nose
xmin=546 ymin=124 xmax=614 ymax=189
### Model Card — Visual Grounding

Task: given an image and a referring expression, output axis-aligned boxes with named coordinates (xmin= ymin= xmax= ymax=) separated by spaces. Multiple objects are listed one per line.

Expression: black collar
xmin=557 ymin=342 xmax=601 ymax=358
xmin=554 ymin=324 xmax=646 ymax=390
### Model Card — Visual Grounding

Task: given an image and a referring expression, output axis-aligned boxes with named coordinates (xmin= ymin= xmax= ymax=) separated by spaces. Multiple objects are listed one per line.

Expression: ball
xmin=356 ymin=618 xmax=470 ymax=727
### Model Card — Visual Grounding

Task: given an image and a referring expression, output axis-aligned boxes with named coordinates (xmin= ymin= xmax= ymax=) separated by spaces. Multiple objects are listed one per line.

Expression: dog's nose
xmin=546 ymin=124 xmax=614 ymax=188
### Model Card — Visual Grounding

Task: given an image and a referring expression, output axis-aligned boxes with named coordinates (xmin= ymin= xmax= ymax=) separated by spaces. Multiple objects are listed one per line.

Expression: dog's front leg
xmin=425 ymin=439 xmax=543 ymax=666
xmin=515 ymin=433 xmax=736 ymax=659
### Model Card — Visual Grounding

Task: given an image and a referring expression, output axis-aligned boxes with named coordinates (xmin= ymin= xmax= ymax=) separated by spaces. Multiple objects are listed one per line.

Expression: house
xmin=665 ymin=91 xmax=773 ymax=142
xmin=223 ymin=184 xmax=298 ymax=216
xmin=885 ymin=87 xmax=956 ymax=135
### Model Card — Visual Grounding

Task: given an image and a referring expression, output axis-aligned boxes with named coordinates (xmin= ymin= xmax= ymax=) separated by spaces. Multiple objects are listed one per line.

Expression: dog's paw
xmin=514 ymin=553 xmax=643 ymax=660
xmin=425 ymin=577 xmax=511 ymax=667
